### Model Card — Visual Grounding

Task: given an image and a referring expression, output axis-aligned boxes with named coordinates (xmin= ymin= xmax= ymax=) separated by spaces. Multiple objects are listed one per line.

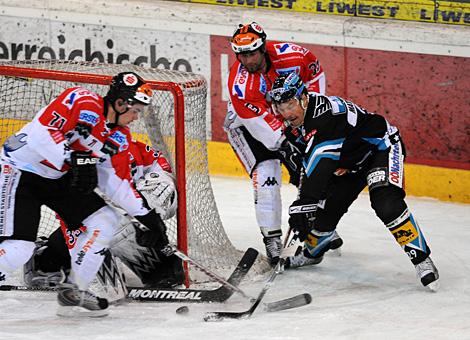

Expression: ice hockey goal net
xmin=0 ymin=60 xmax=268 ymax=284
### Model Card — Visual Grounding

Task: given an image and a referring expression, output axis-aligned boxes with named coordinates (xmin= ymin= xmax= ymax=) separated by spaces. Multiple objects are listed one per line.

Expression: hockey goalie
xmin=23 ymin=139 xmax=184 ymax=301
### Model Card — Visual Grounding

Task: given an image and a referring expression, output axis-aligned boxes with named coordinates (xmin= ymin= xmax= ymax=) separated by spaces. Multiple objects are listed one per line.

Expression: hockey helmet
xmin=231 ymin=22 xmax=267 ymax=54
xmin=106 ymin=72 xmax=153 ymax=106
xmin=270 ymin=72 xmax=306 ymax=104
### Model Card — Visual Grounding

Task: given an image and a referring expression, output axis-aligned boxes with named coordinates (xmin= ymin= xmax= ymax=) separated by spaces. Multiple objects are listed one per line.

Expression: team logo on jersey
xmin=109 ymin=131 xmax=129 ymax=152
xmin=123 ymin=73 xmax=138 ymax=86
xmin=259 ymin=75 xmax=267 ymax=95
xmin=78 ymin=110 xmax=100 ymax=126
xmin=304 ymin=129 xmax=317 ymax=142
xmin=311 ymin=96 xmax=332 ymax=118
xmin=389 ymin=142 xmax=403 ymax=188
xmin=273 ymin=43 xmax=308 ymax=56
xmin=233 ymin=65 xmax=248 ymax=99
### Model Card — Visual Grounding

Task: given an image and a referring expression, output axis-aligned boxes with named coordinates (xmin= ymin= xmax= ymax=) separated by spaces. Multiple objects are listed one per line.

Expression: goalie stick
xmin=126 ymin=247 xmax=258 ymax=303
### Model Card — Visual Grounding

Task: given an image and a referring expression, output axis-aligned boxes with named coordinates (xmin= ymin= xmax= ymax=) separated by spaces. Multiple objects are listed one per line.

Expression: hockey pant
xmin=227 ymin=126 xmax=282 ymax=238
xmin=304 ymin=148 xmax=431 ymax=264
xmin=0 ymin=164 xmax=106 ymax=282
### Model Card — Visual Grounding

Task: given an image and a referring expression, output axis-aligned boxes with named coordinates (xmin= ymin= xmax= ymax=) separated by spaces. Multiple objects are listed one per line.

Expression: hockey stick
xmin=167 ymin=245 xmax=255 ymax=301
xmin=0 ymin=246 xmax=259 ymax=304
xmin=203 ymin=227 xmax=311 ymax=321
xmin=126 ymin=246 xmax=258 ymax=303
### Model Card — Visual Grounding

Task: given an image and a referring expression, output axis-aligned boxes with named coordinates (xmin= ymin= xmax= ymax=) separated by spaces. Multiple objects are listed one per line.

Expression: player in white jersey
xmin=225 ymin=22 xmax=341 ymax=265
xmin=24 ymin=139 xmax=183 ymax=292
xmin=0 ymin=72 xmax=173 ymax=316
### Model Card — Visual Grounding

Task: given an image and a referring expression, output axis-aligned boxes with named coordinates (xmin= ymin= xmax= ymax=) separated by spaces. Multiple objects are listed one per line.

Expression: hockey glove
xmin=134 ymin=209 xmax=169 ymax=250
xmin=69 ymin=150 xmax=98 ymax=194
xmin=288 ymin=198 xmax=317 ymax=242
xmin=278 ymin=139 xmax=303 ymax=187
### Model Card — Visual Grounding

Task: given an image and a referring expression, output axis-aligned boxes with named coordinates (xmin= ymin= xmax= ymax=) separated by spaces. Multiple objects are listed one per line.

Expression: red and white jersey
xmin=61 ymin=140 xmax=174 ymax=249
xmin=128 ymin=139 xmax=173 ymax=181
xmin=227 ymin=41 xmax=325 ymax=150
xmin=0 ymin=86 xmax=150 ymax=217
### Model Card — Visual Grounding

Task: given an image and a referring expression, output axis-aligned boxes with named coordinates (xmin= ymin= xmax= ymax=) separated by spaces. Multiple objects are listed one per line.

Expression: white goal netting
xmin=0 ymin=60 xmax=268 ymax=284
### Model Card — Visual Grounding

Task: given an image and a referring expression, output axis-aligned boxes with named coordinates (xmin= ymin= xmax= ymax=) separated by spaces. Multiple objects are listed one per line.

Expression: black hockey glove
xmin=278 ymin=139 xmax=303 ymax=187
xmin=69 ymin=150 xmax=98 ymax=194
xmin=283 ymin=125 xmax=306 ymax=153
xmin=288 ymin=198 xmax=317 ymax=242
xmin=134 ymin=210 xmax=170 ymax=250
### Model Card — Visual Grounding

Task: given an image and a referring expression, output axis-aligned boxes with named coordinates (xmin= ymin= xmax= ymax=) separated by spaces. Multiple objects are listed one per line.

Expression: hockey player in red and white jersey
xmin=23 ymin=139 xmax=183 ymax=294
xmin=224 ymin=22 xmax=341 ymax=265
xmin=0 ymin=72 xmax=172 ymax=316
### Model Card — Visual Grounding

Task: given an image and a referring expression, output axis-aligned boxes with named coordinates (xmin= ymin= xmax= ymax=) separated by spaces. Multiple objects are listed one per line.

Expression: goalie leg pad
xmin=109 ymin=214 xmax=184 ymax=287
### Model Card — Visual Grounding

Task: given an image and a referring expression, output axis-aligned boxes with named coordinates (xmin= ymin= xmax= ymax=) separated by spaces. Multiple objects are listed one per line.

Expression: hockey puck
xmin=176 ymin=306 xmax=189 ymax=315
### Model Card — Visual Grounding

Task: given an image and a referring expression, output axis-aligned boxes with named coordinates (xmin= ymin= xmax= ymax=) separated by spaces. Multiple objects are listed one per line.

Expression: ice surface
xmin=1 ymin=176 xmax=469 ymax=340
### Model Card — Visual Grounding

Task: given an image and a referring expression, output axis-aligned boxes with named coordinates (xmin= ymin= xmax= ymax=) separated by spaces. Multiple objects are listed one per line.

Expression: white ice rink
xmin=1 ymin=175 xmax=469 ymax=340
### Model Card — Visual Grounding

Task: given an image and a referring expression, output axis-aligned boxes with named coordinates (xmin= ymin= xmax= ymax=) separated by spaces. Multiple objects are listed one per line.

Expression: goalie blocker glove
xmin=134 ymin=210 xmax=170 ymax=250
xmin=68 ymin=150 xmax=99 ymax=194
xmin=278 ymin=139 xmax=303 ymax=187
xmin=288 ymin=198 xmax=317 ymax=241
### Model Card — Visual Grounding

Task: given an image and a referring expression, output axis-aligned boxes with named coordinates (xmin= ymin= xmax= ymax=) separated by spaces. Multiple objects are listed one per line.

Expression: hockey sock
xmin=386 ymin=209 xmax=431 ymax=265
xmin=68 ymin=206 xmax=118 ymax=291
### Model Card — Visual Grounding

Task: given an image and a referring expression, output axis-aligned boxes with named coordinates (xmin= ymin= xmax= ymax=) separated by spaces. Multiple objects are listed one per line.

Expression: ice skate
xmin=328 ymin=231 xmax=343 ymax=256
xmin=23 ymin=238 xmax=66 ymax=288
xmin=57 ymin=283 xmax=109 ymax=317
xmin=284 ymin=247 xmax=323 ymax=269
xmin=415 ymin=257 xmax=439 ymax=292
xmin=263 ymin=235 xmax=282 ymax=266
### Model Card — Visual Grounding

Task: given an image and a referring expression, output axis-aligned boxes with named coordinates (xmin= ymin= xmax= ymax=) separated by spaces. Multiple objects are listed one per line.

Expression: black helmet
xmin=270 ymin=72 xmax=306 ymax=104
xmin=231 ymin=22 xmax=267 ymax=54
xmin=106 ymin=72 xmax=152 ymax=105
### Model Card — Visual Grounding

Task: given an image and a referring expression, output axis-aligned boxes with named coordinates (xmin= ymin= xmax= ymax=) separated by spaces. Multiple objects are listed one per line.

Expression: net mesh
xmin=0 ymin=60 xmax=268 ymax=282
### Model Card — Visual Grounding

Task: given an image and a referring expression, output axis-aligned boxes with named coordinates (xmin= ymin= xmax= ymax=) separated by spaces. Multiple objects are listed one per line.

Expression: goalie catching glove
xmin=288 ymin=198 xmax=317 ymax=241
xmin=68 ymin=150 xmax=98 ymax=194
xmin=136 ymin=171 xmax=177 ymax=220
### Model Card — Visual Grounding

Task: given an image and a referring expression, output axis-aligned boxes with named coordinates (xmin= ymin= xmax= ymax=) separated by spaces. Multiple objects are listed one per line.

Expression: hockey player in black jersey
xmin=269 ymin=72 xmax=439 ymax=291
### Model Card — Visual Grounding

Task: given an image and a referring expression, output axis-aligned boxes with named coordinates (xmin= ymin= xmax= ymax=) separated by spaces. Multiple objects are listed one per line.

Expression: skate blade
xmin=425 ymin=279 xmax=440 ymax=292
xmin=57 ymin=305 xmax=109 ymax=318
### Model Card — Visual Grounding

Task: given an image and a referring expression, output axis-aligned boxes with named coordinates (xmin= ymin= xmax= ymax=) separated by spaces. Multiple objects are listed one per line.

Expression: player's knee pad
xmin=0 ymin=239 xmax=36 ymax=278
xmin=369 ymin=186 xmax=407 ymax=224
xmin=253 ymin=159 xmax=282 ymax=230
